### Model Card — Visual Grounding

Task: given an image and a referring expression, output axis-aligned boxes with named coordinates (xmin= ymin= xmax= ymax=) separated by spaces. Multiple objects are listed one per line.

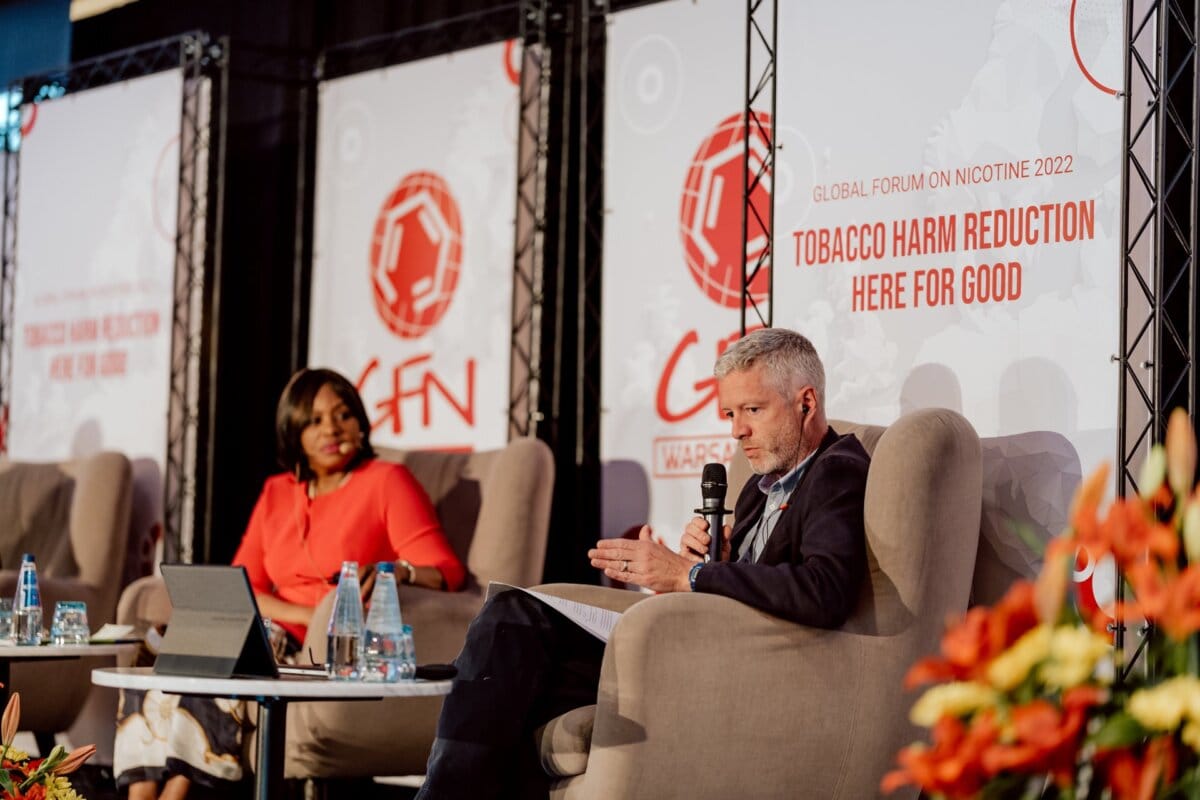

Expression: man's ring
xmin=622 ymin=560 xmax=629 ymax=573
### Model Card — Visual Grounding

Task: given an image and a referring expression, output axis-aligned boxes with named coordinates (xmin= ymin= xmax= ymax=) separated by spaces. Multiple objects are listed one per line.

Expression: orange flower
xmin=905 ymin=582 xmax=1040 ymax=688
xmin=980 ymin=687 xmax=1104 ymax=784
xmin=881 ymin=711 xmax=1000 ymax=798
xmin=2 ymin=693 xmax=19 ymax=748
xmin=51 ymin=743 xmax=96 ymax=776
xmin=1075 ymin=499 xmax=1177 ymax=573
xmin=1097 ymin=736 xmax=1179 ymax=800
xmin=1156 ymin=565 xmax=1200 ymax=641
xmin=1071 ymin=463 xmax=1111 ymax=539
xmin=1035 ymin=537 xmax=1075 ymax=625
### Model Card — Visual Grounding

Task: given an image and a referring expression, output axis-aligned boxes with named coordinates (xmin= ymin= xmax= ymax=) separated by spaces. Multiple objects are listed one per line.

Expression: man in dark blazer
xmin=418 ymin=328 xmax=870 ymax=799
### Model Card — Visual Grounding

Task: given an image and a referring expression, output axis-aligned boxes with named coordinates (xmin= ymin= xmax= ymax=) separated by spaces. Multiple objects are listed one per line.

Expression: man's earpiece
xmin=802 ymin=405 xmax=811 ymax=415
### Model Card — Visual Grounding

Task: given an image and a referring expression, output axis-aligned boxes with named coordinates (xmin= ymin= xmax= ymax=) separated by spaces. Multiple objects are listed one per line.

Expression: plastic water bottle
xmin=362 ymin=562 xmax=406 ymax=682
xmin=13 ymin=554 xmax=42 ymax=646
xmin=326 ymin=561 xmax=364 ymax=680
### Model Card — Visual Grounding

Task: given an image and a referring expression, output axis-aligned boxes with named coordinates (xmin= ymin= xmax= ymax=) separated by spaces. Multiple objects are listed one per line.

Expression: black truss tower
xmin=510 ymin=0 xmax=551 ymax=440
xmin=1117 ymin=0 xmax=1199 ymax=672
xmin=742 ymin=0 xmax=777 ymax=333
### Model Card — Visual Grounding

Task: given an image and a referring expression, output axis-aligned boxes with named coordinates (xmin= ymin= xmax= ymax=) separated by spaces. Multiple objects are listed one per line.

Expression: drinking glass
xmin=50 ymin=601 xmax=89 ymax=645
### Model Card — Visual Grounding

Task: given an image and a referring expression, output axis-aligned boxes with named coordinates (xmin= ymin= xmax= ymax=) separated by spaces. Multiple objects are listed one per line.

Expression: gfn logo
xmin=369 ymin=172 xmax=463 ymax=339
xmin=678 ymin=111 xmax=772 ymax=308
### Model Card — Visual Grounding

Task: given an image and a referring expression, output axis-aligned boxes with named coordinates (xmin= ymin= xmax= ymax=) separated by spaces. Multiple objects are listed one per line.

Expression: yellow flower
xmin=46 ymin=775 xmax=83 ymax=800
xmin=1184 ymin=720 xmax=1200 ymax=754
xmin=1140 ymin=444 xmax=1168 ymax=499
xmin=1038 ymin=626 xmax=1112 ymax=689
xmin=987 ymin=625 xmax=1051 ymax=691
xmin=1184 ymin=500 xmax=1200 ymax=565
xmin=909 ymin=681 xmax=1000 ymax=727
xmin=1 ymin=746 xmax=29 ymax=762
xmin=1128 ymin=676 xmax=1200 ymax=731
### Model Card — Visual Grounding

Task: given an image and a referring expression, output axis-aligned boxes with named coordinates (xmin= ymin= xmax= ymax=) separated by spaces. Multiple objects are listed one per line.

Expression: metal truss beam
xmin=510 ymin=0 xmax=551 ymax=440
xmin=1117 ymin=0 xmax=1198 ymax=677
xmin=742 ymin=0 xmax=777 ymax=333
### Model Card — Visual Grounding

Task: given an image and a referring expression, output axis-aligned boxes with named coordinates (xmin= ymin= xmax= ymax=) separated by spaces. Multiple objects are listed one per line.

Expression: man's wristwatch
xmin=688 ymin=562 xmax=704 ymax=592
xmin=397 ymin=559 xmax=417 ymax=585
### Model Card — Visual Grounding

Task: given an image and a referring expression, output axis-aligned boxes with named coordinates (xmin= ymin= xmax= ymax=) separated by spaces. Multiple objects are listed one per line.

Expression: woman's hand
xmin=359 ymin=563 xmax=377 ymax=602
xmin=252 ymin=591 xmax=315 ymax=627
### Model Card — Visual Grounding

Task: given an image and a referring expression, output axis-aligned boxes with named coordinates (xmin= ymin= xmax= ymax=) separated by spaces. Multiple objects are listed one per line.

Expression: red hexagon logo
xmin=679 ymin=111 xmax=772 ymax=308
xmin=369 ymin=172 xmax=463 ymax=339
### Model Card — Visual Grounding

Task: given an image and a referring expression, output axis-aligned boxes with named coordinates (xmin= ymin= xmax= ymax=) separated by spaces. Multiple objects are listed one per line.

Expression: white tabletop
xmin=0 ymin=642 xmax=137 ymax=659
xmin=92 ymin=666 xmax=452 ymax=700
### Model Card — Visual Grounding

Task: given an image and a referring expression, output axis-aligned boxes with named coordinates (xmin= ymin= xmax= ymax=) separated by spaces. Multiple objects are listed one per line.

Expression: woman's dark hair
xmin=276 ymin=368 xmax=375 ymax=481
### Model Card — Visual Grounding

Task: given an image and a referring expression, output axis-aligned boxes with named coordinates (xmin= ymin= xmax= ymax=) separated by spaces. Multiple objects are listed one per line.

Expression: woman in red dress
xmin=116 ymin=368 xmax=465 ymax=800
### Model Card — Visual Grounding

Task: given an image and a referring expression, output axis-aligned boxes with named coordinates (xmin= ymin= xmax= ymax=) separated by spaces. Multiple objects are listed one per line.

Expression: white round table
xmin=0 ymin=641 xmax=137 ymax=698
xmin=0 ymin=642 xmax=138 ymax=756
xmin=93 ymin=666 xmax=452 ymax=800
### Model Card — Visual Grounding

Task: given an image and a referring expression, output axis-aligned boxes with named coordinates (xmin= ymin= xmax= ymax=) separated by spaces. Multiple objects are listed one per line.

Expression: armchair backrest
xmin=833 ymin=410 xmax=982 ymax=639
xmin=0 ymin=451 xmax=133 ymax=616
xmin=728 ymin=409 xmax=983 ymax=638
xmin=374 ymin=437 xmax=554 ymax=588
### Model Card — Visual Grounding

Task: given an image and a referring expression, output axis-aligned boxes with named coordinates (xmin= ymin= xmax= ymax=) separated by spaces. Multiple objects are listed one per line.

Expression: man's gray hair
xmin=713 ymin=328 xmax=825 ymax=404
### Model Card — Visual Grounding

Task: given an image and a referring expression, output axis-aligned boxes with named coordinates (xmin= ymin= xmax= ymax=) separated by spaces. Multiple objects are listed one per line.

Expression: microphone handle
xmin=701 ymin=509 xmax=731 ymax=562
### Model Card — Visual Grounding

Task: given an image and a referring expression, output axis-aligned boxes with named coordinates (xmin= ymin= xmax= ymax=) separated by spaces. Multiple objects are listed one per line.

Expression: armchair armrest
xmin=115 ymin=575 xmax=171 ymax=630
xmin=562 ymin=591 xmax=907 ymax=800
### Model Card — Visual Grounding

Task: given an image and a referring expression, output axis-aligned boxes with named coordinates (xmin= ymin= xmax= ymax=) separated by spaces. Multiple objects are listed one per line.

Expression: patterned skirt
xmin=114 ymin=689 xmax=250 ymax=788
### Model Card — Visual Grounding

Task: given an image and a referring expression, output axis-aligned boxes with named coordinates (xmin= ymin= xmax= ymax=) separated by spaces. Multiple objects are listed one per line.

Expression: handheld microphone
xmin=694 ymin=463 xmax=732 ymax=562
xmin=337 ymin=441 xmax=354 ymax=455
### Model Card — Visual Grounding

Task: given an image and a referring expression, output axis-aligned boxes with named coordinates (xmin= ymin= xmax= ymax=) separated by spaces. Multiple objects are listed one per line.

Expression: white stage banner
xmin=774 ymin=1 xmax=1123 ymax=605
xmin=601 ymin=0 xmax=751 ymax=550
xmin=8 ymin=69 xmax=182 ymax=489
xmin=311 ymin=41 xmax=518 ymax=451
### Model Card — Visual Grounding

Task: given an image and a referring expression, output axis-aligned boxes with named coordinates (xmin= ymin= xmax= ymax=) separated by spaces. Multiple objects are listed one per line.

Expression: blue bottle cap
xmin=377 ymin=562 xmax=395 ymax=574
xmin=21 ymin=554 xmax=34 ymax=563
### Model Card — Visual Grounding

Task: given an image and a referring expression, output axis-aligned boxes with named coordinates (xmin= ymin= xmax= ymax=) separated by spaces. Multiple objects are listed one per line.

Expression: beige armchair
xmin=532 ymin=408 xmax=984 ymax=799
xmin=0 ymin=451 xmax=134 ymax=740
xmin=286 ymin=436 xmax=556 ymax=778
xmin=115 ymin=437 xmax=556 ymax=779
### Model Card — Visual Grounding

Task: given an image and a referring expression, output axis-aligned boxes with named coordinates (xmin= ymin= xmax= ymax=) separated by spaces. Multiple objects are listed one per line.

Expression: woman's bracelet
xmin=397 ymin=559 xmax=417 ymax=585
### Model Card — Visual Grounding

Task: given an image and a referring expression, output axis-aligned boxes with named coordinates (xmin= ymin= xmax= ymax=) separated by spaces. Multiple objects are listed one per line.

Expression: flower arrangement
xmin=0 ymin=691 xmax=95 ymax=800
xmin=884 ymin=408 xmax=1200 ymax=799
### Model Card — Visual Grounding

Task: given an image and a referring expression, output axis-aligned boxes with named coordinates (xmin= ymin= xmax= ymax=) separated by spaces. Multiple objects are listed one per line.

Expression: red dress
xmin=232 ymin=458 xmax=466 ymax=642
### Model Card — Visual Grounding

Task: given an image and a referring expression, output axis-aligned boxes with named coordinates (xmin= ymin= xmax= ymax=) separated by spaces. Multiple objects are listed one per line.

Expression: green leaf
xmin=979 ymin=773 xmax=1030 ymax=800
xmin=1009 ymin=520 xmax=1048 ymax=559
xmin=1089 ymin=711 xmax=1148 ymax=748
xmin=1164 ymin=768 xmax=1200 ymax=796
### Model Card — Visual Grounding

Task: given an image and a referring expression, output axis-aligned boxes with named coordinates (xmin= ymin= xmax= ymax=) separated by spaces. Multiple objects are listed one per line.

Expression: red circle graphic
xmin=1070 ymin=0 xmax=1118 ymax=96
xmin=19 ymin=104 xmax=37 ymax=138
xmin=503 ymin=40 xmax=521 ymax=86
xmin=369 ymin=171 xmax=463 ymax=339
xmin=679 ymin=111 xmax=772 ymax=309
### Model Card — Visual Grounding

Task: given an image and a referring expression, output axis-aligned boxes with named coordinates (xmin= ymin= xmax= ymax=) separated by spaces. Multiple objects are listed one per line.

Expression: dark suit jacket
xmin=692 ymin=427 xmax=869 ymax=629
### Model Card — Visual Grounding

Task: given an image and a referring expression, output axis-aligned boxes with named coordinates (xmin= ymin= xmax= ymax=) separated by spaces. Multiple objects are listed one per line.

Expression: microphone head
xmin=700 ymin=462 xmax=727 ymax=507
xmin=337 ymin=441 xmax=355 ymax=455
